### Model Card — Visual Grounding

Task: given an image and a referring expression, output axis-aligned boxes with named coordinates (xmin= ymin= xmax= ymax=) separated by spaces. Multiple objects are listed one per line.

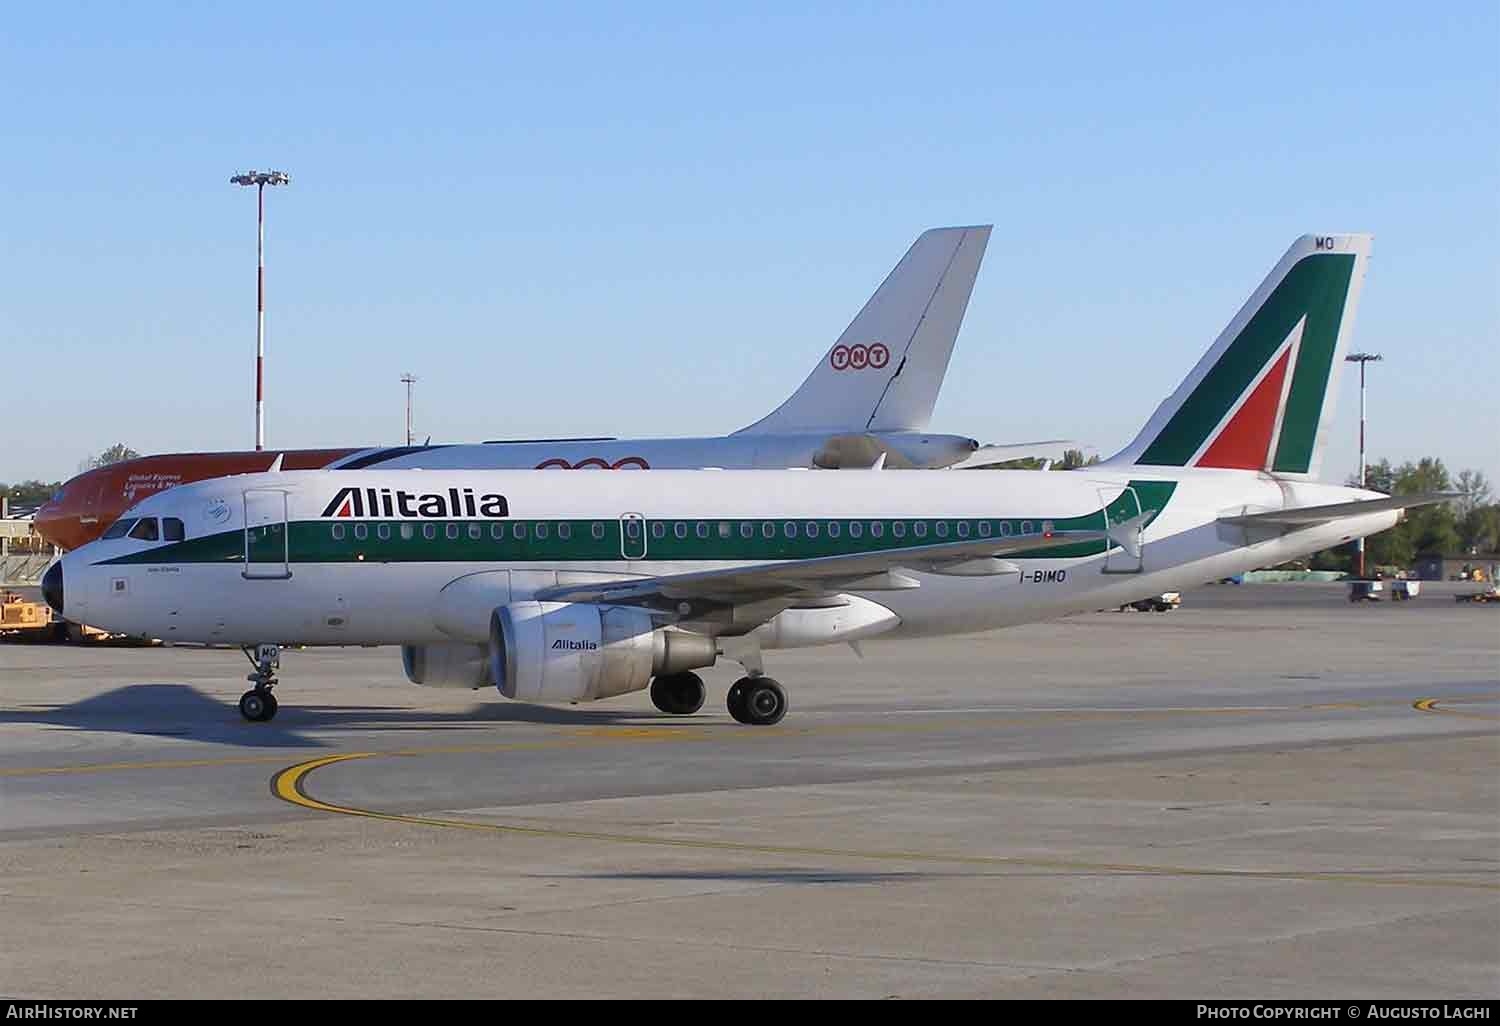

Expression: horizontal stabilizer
xmin=1218 ymin=492 xmax=1458 ymax=528
xmin=948 ymin=440 xmax=1082 ymax=470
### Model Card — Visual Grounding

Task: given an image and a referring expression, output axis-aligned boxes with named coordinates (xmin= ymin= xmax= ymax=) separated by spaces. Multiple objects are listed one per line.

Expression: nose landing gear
xmin=239 ymin=644 xmax=281 ymax=722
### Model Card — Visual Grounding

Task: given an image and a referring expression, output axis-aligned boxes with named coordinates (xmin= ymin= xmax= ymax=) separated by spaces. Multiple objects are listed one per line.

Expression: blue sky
xmin=3 ymin=3 xmax=1496 ymax=486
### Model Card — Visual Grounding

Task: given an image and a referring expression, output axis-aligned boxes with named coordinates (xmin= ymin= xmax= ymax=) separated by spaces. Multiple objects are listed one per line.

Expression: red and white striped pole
xmin=231 ymin=171 xmax=290 ymax=452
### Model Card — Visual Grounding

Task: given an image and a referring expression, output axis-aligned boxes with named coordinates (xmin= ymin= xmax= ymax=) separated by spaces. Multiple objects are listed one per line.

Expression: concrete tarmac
xmin=1 ymin=583 xmax=1496 ymax=998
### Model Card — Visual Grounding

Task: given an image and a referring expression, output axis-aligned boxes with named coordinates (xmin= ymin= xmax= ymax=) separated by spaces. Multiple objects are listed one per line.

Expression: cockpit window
xmin=102 ymin=518 xmax=137 ymax=540
xmin=162 ymin=517 xmax=185 ymax=542
xmin=127 ymin=518 xmax=160 ymax=542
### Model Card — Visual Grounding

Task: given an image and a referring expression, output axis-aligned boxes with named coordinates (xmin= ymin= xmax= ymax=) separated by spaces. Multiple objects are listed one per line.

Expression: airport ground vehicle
xmin=1122 ymin=592 xmax=1181 ymax=612
xmin=1 ymin=591 xmax=57 ymax=638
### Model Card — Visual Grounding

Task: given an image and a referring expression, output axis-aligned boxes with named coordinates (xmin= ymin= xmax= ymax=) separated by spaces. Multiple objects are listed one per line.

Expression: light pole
xmin=230 ymin=170 xmax=291 ymax=451
xmin=401 ymin=373 xmax=418 ymax=446
xmin=1346 ymin=352 xmax=1383 ymax=577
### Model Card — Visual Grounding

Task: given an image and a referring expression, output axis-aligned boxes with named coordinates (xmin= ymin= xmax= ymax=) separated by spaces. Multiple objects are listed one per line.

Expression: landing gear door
xmin=1099 ymin=485 xmax=1144 ymax=574
xmin=620 ymin=513 xmax=647 ymax=560
xmin=243 ymin=489 xmax=291 ymax=580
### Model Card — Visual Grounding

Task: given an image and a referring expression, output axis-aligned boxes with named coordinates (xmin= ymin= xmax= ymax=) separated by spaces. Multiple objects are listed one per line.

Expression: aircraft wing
xmin=535 ymin=528 xmax=1106 ymax=608
xmin=1217 ymin=492 xmax=1458 ymax=527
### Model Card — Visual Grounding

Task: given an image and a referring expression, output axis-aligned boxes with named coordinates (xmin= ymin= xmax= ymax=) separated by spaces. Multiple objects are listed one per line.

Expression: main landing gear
xmin=239 ymin=644 xmax=281 ymax=723
xmin=649 ymin=672 xmax=706 ymax=715
xmin=726 ymin=676 xmax=788 ymax=726
xmin=648 ymin=667 xmax=789 ymax=725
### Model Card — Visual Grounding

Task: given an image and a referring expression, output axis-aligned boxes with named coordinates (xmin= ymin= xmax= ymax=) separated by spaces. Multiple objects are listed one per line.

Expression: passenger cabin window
xmin=103 ymin=518 xmax=137 ymax=540
xmin=128 ymin=518 xmax=160 ymax=542
xmin=162 ymin=517 xmax=185 ymax=542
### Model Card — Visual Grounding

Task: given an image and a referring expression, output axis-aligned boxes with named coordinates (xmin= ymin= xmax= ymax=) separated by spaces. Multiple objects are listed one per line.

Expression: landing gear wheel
xmin=650 ymin=672 xmax=706 ymax=715
xmin=239 ymin=689 xmax=278 ymax=722
xmin=726 ymin=678 xmax=750 ymax=722
xmin=728 ymin=676 xmax=787 ymax=726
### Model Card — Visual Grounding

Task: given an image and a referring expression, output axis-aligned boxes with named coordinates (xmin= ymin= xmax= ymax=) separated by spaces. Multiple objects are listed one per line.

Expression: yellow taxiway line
xmin=268 ymin=742 xmax=1500 ymax=894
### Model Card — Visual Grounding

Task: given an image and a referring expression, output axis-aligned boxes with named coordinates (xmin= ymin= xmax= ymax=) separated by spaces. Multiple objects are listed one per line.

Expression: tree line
xmin=1311 ymin=458 xmax=1497 ymax=571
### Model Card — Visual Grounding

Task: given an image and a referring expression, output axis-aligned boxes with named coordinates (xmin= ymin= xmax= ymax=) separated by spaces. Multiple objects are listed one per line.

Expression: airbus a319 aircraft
xmin=45 ymin=235 xmax=1445 ymax=726
xmin=35 ymin=226 xmax=1067 ymax=550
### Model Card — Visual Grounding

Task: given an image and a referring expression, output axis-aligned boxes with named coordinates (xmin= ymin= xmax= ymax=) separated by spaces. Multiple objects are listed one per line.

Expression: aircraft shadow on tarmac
xmin=0 ymin=682 xmax=659 ymax=749
xmin=549 ymin=869 xmax=957 ymax=885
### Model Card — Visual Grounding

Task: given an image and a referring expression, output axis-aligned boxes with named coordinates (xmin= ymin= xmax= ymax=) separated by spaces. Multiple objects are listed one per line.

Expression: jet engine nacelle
xmin=490 ymin=601 xmax=716 ymax=703
xmin=401 ymin=642 xmax=492 ymax=688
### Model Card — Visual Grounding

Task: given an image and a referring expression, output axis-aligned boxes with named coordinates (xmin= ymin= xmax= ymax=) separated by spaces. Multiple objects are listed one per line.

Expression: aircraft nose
xmin=42 ymin=561 xmax=63 ymax=615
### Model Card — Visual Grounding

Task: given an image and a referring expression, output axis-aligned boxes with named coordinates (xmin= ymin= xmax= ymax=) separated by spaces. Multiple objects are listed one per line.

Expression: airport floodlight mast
xmin=230 ymin=170 xmax=291 ymax=451
xmin=1346 ymin=352 xmax=1383 ymax=578
xmin=401 ymin=373 xmax=418 ymax=446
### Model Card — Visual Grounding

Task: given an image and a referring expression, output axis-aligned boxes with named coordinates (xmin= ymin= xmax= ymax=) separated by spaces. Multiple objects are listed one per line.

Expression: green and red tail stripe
xmin=1107 ymin=235 xmax=1370 ymax=479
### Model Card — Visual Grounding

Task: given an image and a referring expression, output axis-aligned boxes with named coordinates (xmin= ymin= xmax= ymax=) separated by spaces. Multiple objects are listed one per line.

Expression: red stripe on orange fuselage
xmin=33 ymin=449 xmax=360 ymax=550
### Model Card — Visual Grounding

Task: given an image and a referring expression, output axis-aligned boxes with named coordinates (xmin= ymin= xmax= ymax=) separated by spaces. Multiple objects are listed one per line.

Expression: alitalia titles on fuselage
xmin=322 ymin=486 xmax=511 ymax=520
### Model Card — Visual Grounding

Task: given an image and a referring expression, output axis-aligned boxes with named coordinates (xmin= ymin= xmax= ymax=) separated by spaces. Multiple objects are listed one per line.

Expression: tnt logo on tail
xmin=829 ymin=343 xmax=890 ymax=371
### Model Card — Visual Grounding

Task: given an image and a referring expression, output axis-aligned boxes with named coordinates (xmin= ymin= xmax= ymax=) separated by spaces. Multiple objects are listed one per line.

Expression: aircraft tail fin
xmin=1104 ymin=235 xmax=1372 ymax=480
xmin=736 ymin=225 xmax=991 ymax=435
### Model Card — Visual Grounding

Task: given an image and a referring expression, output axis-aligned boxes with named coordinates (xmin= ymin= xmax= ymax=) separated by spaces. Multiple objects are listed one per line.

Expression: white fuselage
xmin=57 ymin=467 xmax=1394 ymax=651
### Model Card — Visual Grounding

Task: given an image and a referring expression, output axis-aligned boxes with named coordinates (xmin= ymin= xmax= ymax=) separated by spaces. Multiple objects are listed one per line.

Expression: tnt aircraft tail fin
xmin=736 ymin=225 xmax=991 ymax=436
xmin=1104 ymin=234 xmax=1372 ymax=480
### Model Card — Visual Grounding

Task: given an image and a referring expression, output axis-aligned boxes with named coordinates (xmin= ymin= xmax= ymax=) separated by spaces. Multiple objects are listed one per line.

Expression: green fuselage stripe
xmin=99 ymin=482 xmax=1177 ymax=567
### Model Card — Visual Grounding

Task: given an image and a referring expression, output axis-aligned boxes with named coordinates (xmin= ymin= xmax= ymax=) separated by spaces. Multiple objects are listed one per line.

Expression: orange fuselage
xmin=34 ymin=450 xmax=358 ymax=550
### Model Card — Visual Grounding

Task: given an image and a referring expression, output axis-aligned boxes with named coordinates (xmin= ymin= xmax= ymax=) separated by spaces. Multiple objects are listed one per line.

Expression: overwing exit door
xmin=243 ymin=489 xmax=291 ymax=579
xmin=1099 ymin=486 xmax=1145 ymax=574
xmin=620 ymin=513 xmax=647 ymax=559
